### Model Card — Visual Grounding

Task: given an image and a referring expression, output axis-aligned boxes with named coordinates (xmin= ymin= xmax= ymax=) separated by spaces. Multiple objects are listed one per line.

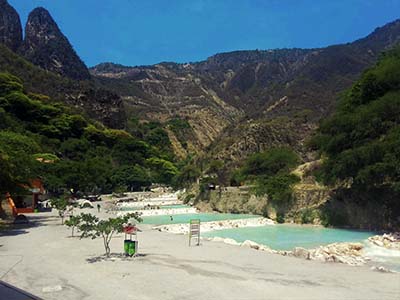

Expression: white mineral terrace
xmin=118 ymin=207 xmax=197 ymax=217
xmin=153 ymin=217 xmax=274 ymax=233
xmin=115 ymin=192 xmax=182 ymax=208
xmin=117 ymin=199 xmax=182 ymax=209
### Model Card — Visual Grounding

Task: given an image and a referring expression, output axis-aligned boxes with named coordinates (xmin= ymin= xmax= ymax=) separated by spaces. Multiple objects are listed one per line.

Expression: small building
xmin=11 ymin=179 xmax=45 ymax=214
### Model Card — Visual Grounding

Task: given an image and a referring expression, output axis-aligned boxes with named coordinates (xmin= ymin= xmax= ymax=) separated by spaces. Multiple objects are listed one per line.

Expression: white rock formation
xmin=153 ymin=217 xmax=274 ymax=234
xmin=118 ymin=207 xmax=197 ymax=217
xmin=368 ymin=233 xmax=400 ymax=250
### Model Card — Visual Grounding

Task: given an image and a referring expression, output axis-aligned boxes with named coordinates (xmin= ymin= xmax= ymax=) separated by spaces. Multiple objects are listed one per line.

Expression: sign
xmin=123 ymin=225 xmax=137 ymax=234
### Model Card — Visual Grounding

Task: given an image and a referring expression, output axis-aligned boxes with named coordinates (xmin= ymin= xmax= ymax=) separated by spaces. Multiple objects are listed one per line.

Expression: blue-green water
xmin=142 ymin=213 xmax=258 ymax=225
xmin=120 ymin=204 xmax=190 ymax=211
xmin=161 ymin=204 xmax=191 ymax=209
xmin=202 ymin=224 xmax=376 ymax=250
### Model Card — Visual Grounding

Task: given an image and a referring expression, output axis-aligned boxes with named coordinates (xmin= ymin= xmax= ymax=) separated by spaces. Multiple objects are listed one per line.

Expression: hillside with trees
xmin=310 ymin=47 xmax=400 ymax=229
xmin=0 ymin=72 xmax=178 ymax=196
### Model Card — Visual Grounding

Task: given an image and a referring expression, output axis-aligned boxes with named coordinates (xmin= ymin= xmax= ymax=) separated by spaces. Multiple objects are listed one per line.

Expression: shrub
xmin=78 ymin=213 xmax=142 ymax=257
xmin=65 ymin=215 xmax=82 ymax=237
xmin=276 ymin=212 xmax=285 ymax=224
xmin=300 ymin=208 xmax=319 ymax=224
xmin=50 ymin=197 xmax=70 ymax=224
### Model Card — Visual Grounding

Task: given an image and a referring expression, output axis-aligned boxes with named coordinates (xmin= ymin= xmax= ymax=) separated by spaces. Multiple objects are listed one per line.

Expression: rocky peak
xmin=21 ymin=7 xmax=90 ymax=80
xmin=354 ymin=19 xmax=400 ymax=51
xmin=0 ymin=0 xmax=22 ymax=51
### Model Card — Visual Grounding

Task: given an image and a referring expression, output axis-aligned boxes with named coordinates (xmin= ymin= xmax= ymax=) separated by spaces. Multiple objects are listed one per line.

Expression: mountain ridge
xmin=90 ymin=18 xmax=400 ymax=71
xmin=0 ymin=0 xmax=22 ymax=51
xmin=89 ymin=19 xmax=400 ymax=161
xmin=19 ymin=7 xmax=91 ymax=80
xmin=0 ymin=1 xmax=125 ymax=128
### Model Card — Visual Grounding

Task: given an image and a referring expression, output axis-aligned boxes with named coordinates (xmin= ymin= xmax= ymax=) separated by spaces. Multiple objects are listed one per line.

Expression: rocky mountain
xmin=0 ymin=1 xmax=125 ymax=128
xmin=2 ymin=0 xmax=400 ymax=169
xmin=0 ymin=0 xmax=22 ymax=51
xmin=19 ymin=7 xmax=90 ymax=80
xmin=0 ymin=44 xmax=125 ymax=128
xmin=92 ymin=62 xmax=244 ymax=155
xmin=90 ymin=19 xmax=400 ymax=163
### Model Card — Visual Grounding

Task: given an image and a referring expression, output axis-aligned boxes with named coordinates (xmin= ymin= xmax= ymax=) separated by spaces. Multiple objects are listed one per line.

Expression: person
xmin=97 ymin=204 xmax=101 ymax=212
xmin=170 ymin=215 xmax=173 ymax=221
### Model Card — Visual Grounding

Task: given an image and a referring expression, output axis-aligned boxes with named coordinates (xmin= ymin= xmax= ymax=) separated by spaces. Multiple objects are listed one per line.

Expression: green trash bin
xmin=124 ymin=240 xmax=130 ymax=255
xmin=128 ymin=241 xmax=138 ymax=256
xmin=124 ymin=240 xmax=138 ymax=257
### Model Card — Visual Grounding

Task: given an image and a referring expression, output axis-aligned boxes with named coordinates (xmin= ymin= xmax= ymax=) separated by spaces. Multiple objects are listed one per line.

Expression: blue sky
xmin=9 ymin=0 xmax=400 ymax=67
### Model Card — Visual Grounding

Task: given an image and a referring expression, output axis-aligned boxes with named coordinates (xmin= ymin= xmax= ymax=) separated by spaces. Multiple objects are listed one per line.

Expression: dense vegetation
xmin=311 ymin=47 xmax=400 ymax=227
xmin=0 ymin=44 xmax=125 ymax=129
xmin=0 ymin=44 xmax=77 ymax=99
xmin=0 ymin=72 xmax=178 ymax=196
xmin=231 ymin=147 xmax=300 ymax=218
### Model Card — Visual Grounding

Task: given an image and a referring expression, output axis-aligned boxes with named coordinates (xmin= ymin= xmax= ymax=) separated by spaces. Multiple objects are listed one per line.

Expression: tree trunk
xmin=103 ymin=235 xmax=110 ymax=257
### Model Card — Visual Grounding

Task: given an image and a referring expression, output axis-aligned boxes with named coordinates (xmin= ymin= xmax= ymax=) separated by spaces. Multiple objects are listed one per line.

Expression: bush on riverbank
xmin=310 ymin=47 xmax=400 ymax=230
xmin=231 ymin=147 xmax=301 ymax=217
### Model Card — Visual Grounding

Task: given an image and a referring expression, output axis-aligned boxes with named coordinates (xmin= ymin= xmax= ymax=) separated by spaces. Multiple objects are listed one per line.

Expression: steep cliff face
xmin=20 ymin=7 xmax=90 ymax=80
xmin=0 ymin=0 xmax=22 ymax=51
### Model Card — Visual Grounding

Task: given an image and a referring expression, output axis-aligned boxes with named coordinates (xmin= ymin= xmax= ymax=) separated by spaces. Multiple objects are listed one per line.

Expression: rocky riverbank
xmin=153 ymin=217 xmax=274 ymax=233
xmin=204 ymin=236 xmax=368 ymax=266
xmin=368 ymin=233 xmax=400 ymax=250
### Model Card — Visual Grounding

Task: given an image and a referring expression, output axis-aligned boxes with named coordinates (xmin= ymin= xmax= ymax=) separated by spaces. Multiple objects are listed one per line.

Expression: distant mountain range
xmin=90 ymin=19 xmax=400 ymax=167
xmin=1 ymin=0 xmax=400 ymax=171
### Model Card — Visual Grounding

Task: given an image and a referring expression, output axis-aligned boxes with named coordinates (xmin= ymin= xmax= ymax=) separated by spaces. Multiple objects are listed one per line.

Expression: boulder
xmin=292 ymin=247 xmax=310 ymax=259
xmin=241 ymin=240 xmax=260 ymax=250
xmin=223 ymin=238 xmax=240 ymax=246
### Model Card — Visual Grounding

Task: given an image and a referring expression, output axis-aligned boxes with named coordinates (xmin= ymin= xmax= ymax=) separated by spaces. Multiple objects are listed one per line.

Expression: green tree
xmin=311 ymin=48 xmax=400 ymax=191
xmin=78 ymin=213 xmax=142 ymax=257
xmin=0 ymin=72 xmax=179 ymax=198
xmin=111 ymin=165 xmax=151 ymax=191
xmin=50 ymin=197 xmax=70 ymax=224
xmin=65 ymin=214 xmax=82 ymax=237
xmin=147 ymin=157 xmax=178 ymax=185
xmin=175 ymin=164 xmax=201 ymax=188
xmin=310 ymin=47 xmax=400 ymax=226
xmin=0 ymin=131 xmax=41 ymax=194
xmin=235 ymin=147 xmax=300 ymax=214
xmin=241 ymin=147 xmax=299 ymax=179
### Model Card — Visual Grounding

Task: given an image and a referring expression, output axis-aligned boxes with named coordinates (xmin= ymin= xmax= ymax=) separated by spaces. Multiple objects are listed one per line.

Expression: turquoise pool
xmin=202 ymin=224 xmax=376 ymax=250
xmin=120 ymin=204 xmax=190 ymax=211
xmin=142 ymin=213 xmax=259 ymax=225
